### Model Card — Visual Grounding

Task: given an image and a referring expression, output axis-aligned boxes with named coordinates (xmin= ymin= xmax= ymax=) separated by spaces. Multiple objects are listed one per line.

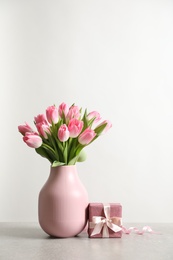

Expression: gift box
xmin=88 ymin=203 xmax=122 ymax=238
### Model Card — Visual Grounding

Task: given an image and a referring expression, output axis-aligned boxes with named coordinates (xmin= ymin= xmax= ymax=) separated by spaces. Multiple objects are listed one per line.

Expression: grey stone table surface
xmin=0 ymin=222 xmax=172 ymax=260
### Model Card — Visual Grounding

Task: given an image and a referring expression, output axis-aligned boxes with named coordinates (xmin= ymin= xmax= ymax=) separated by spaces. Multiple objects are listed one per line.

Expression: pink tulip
xmin=23 ymin=133 xmax=42 ymax=148
xmin=36 ymin=123 xmax=50 ymax=139
xmin=87 ymin=111 xmax=102 ymax=123
xmin=58 ymin=124 xmax=70 ymax=142
xmin=78 ymin=128 xmax=96 ymax=145
xmin=58 ymin=102 xmax=69 ymax=118
xmin=18 ymin=123 xmax=34 ymax=136
xmin=68 ymin=118 xmax=83 ymax=138
xmin=46 ymin=105 xmax=59 ymax=124
xmin=34 ymin=114 xmax=48 ymax=125
xmin=67 ymin=105 xmax=81 ymax=120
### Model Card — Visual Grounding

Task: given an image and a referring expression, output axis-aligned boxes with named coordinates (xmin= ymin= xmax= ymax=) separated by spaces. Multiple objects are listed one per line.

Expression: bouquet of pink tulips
xmin=18 ymin=102 xmax=112 ymax=166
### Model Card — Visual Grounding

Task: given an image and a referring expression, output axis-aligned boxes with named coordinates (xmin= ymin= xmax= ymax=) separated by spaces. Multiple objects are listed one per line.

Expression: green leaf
xmin=82 ymin=109 xmax=89 ymax=130
xmin=52 ymin=161 xmax=66 ymax=167
xmin=68 ymin=156 xmax=78 ymax=165
xmin=35 ymin=147 xmax=53 ymax=163
xmin=88 ymin=117 xmax=96 ymax=128
xmin=63 ymin=142 xmax=68 ymax=164
xmin=47 ymin=134 xmax=59 ymax=161
xmin=94 ymin=122 xmax=107 ymax=135
xmin=48 ymin=127 xmax=64 ymax=162
xmin=67 ymin=138 xmax=78 ymax=163
xmin=42 ymin=143 xmax=57 ymax=157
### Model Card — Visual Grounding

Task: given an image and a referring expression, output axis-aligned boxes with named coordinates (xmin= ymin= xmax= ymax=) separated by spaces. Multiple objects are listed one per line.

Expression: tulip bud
xmin=58 ymin=124 xmax=70 ymax=142
xmin=78 ymin=128 xmax=96 ymax=145
xmin=23 ymin=133 xmax=42 ymax=148
xmin=68 ymin=118 xmax=83 ymax=138
xmin=46 ymin=105 xmax=59 ymax=124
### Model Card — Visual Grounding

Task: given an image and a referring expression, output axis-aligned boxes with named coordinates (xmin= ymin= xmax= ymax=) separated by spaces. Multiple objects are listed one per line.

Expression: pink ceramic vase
xmin=38 ymin=165 xmax=89 ymax=238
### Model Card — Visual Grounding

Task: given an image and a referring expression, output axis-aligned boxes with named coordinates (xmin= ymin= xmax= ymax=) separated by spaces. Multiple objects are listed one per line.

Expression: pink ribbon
xmin=89 ymin=203 xmax=122 ymax=237
xmin=122 ymin=225 xmax=161 ymax=235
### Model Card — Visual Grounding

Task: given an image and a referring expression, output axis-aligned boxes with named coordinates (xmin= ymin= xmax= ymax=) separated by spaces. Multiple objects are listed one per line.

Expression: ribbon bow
xmin=89 ymin=204 xmax=122 ymax=237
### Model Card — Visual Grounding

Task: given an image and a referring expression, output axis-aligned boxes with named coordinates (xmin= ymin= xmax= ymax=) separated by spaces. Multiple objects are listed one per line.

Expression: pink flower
xmin=46 ymin=105 xmax=59 ymax=124
xmin=87 ymin=111 xmax=102 ymax=123
xmin=18 ymin=123 xmax=34 ymax=136
xmin=34 ymin=114 xmax=48 ymax=125
xmin=58 ymin=102 xmax=69 ymax=118
xmin=58 ymin=124 xmax=69 ymax=142
xmin=68 ymin=118 xmax=83 ymax=138
xmin=67 ymin=105 xmax=81 ymax=120
xmin=23 ymin=133 xmax=42 ymax=148
xmin=78 ymin=128 xmax=96 ymax=145
xmin=36 ymin=123 xmax=50 ymax=139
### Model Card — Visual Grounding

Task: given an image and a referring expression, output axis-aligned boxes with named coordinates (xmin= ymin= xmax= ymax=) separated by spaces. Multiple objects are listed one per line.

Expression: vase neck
xmin=49 ymin=165 xmax=78 ymax=182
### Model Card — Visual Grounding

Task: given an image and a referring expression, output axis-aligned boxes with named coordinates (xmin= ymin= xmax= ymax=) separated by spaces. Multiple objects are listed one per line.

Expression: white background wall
xmin=0 ymin=0 xmax=173 ymax=223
